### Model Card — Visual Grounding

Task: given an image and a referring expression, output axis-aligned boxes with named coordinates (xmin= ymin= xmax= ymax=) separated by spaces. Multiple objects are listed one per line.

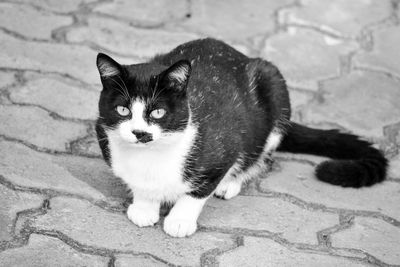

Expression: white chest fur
xmin=107 ymin=125 xmax=197 ymax=202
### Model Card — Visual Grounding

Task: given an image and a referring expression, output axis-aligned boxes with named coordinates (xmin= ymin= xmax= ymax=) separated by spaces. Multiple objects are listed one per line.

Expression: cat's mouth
xmin=126 ymin=140 xmax=150 ymax=147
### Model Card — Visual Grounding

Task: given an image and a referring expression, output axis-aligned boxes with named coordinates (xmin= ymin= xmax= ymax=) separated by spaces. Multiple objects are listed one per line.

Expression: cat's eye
xmin=116 ymin=106 xmax=130 ymax=116
xmin=150 ymin=108 xmax=166 ymax=119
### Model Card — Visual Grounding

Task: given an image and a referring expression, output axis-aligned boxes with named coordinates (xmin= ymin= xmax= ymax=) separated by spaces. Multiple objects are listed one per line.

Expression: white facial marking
xmin=163 ymin=194 xmax=208 ymax=237
xmin=169 ymin=66 xmax=188 ymax=83
xmin=98 ymin=61 xmax=119 ymax=77
xmin=130 ymin=101 xmax=147 ymax=129
xmin=117 ymin=100 xmax=162 ymax=144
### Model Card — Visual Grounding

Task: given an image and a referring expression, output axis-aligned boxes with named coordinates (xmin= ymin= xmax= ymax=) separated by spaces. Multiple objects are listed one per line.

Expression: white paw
xmin=163 ymin=216 xmax=197 ymax=237
xmin=214 ymin=180 xmax=242 ymax=200
xmin=127 ymin=203 xmax=159 ymax=227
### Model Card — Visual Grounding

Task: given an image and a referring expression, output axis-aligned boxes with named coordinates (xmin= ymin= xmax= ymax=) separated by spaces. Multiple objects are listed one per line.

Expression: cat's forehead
xmin=116 ymin=63 xmax=167 ymax=99
xmin=124 ymin=63 xmax=167 ymax=80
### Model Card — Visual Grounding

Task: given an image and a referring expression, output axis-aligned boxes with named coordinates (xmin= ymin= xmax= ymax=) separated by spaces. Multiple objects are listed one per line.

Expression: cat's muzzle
xmin=132 ymin=130 xmax=153 ymax=143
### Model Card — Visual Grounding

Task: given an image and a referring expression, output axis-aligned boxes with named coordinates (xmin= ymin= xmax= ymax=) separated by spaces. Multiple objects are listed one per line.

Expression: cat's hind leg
xmin=214 ymin=160 xmax=244 ymax=200
xmin=215 ymin=129 xmax=283 ymax=200
xmin=214 ymin=175 xmax=242 ymax=200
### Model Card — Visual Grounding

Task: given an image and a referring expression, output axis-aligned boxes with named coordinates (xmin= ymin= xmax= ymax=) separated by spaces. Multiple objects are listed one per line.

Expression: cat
xmin=95 ymin=38 xmax=388 ymax=237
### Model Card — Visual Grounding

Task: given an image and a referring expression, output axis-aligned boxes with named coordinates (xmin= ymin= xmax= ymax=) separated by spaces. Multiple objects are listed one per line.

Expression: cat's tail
xmin=277 ymin=122 xmax=388 ymax=187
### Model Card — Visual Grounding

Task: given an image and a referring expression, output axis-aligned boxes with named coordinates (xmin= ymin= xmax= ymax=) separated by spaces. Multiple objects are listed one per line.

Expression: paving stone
xmin=0 ymin=185 xmax=43 ymax=242
xmin=0 ymin=71 xmax=16 ymax=89
xmin=384 ymin=122 xmax=400 ymax=147
xmin=0 ymin=3 xmax=72 ymax=40
xmin=0 ymin=234 xmax=108 ymax=267
xmin=114 ymin=254 xmax=167 ymax=267
xmin=0 ymin=71 xmax=16 ymax=103
xmin=262 ymin=27 xmax=358 ymax=90
xmin=388 ymin=154 xmax=400 ymax=179
xmin=353 ymin=25 xmax=400 ymax=78
xmin=31 ymin=197 xmax=235 ymax=266
xmin=177 ymin=0 xmax=294 ymax=41
xmin=94 ymin=0 xmax=189 ymax=27
xmin=52 ymin=154 xmax=127 ymax=205
xmin=332 ymin=217 xmax=400 ymax=265
xmin=0 ymin=31 xmax=100 ymax=85
xmin=260 ymin=160 xmax=400 ymax=221
xmin=300 ymin=70 xmax=400 ymax=138
xmin=15 ymin=0 xmax=96 ymax=13
xmin=0 ymin=105 xmax=87 ymax=151
xmin=218 ymin=237 xmax=366 ymax=267
xmin=0 ymin=140 xmax=126 ymax=204
xmin=200 ymin=196 xmax=337 ymax=244
xmin=66 ymin=16 xmax=198 ymax=58
xmin=280 ymin=0 xmax=392 ymax=38
xmin=288 ymin=89 xmax=313 ymax=110
xmin=70 ymin=134 xmax=102 ymax=157
xmin=9 ymin=75 xmax=99 ymax=120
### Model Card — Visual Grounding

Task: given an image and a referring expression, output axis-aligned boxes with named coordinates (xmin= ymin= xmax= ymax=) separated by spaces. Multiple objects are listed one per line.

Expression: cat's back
xmin=154 ymin=38 xmax=249 ymax=79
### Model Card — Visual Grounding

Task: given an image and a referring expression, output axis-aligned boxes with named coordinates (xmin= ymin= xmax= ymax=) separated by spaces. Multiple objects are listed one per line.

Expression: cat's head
xmin=96 ymin=53 xmax=192 ymax=146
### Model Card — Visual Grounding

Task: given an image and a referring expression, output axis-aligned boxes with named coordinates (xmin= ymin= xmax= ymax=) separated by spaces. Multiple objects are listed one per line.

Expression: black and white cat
xmin=95 ymin=38 xmax=387 ymax=237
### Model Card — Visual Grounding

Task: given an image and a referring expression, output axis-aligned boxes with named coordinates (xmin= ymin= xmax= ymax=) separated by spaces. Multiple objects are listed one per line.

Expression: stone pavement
xmin=0 ymin=0 xmax=400 ymax=266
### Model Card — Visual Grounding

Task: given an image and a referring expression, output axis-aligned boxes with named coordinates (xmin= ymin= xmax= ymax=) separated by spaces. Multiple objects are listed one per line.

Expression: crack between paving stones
xmin=1 ymin=0 xmax=84 ymax=16
xmin=0 ymin=198 xmax=48 ymax=252
xmin=200 ymin=224 xmax=380 ymax=266
xmin=107 ymin=255 xmax=115 ymax=267
xmin=199 ymin=235 xmax=243 ymax=267
xmin=283 ymin=23 xmax=354 ymax=40
xmin=316 ymin=214 xmax=355 ymax=248
xmin=89 ymin=0 xmax=193 ymax=31
xmin=353 ymin=66 xmax=400 ymax=84
xmin=26 ymin=229 xmax=177 ymax=267
xmin=1 ymin=101 xmax=95 ymax=124
xmin=254 ymin=178 xmax=400 ymax=228
xmin=14 ymin=69 xmax=99 ymax=92
xmin=0 ymin=26 xmax=125 ymax=66
xmin=330 ymin=247 xmax=394 ymax=267
xmin=279 ymin=0 xmax=397 ymax=41
xmin=0 ymin=120 xmax=102 ymax=159
xmin=0 ymin=27 xmax=67 ymax=44
xmin=0 ymin=174 xmax=124 ymax=213
xmin=0 ymin=134 xmax=79 ymax=156
xmin=0 ymin=67 xmax=101 ymax=90
xmin=6 ymin=195 xmax=168 ymax=265
xmin=273 ymin=0 xmax=301 ymax=34
xmin=246 ymin=0 xmax=302 ymax=57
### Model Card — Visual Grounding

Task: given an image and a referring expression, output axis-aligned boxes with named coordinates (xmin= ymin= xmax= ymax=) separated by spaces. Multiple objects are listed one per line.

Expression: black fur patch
xmin=278 ymin=122 xmax=388 ymax=187
xmin=153 ymin=38 xmax=291 ymax=197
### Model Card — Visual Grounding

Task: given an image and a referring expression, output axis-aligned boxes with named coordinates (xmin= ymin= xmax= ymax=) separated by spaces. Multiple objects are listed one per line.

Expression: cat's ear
xmin=96 ymin=53 xmax=122 ymax=79
xmin=160 ymin=60 xmax=191 ymax=93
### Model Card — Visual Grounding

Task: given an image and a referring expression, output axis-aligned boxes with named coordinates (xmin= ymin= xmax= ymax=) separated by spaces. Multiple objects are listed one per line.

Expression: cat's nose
xmin=132 ymin=130 xmax=153 ymax=143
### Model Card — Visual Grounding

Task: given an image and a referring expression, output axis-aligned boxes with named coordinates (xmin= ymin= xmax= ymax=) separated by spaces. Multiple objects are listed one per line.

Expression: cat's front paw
xmin=163 ymin=216 xmax=197 ymax=237
xmin=127 ymin=203 xmax=159 ymax=227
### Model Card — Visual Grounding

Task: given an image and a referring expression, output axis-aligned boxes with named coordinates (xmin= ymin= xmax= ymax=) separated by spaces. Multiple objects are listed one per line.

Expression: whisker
xmin=117 ymin=75 xmax=131 ymax=100
xmin=109 ymin=77 xmax=130 ymax=101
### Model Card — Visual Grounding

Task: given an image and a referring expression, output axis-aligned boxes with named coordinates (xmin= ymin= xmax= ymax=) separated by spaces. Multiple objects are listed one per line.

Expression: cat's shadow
xmin=56 ymin=155 xmax=130 ymax=208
